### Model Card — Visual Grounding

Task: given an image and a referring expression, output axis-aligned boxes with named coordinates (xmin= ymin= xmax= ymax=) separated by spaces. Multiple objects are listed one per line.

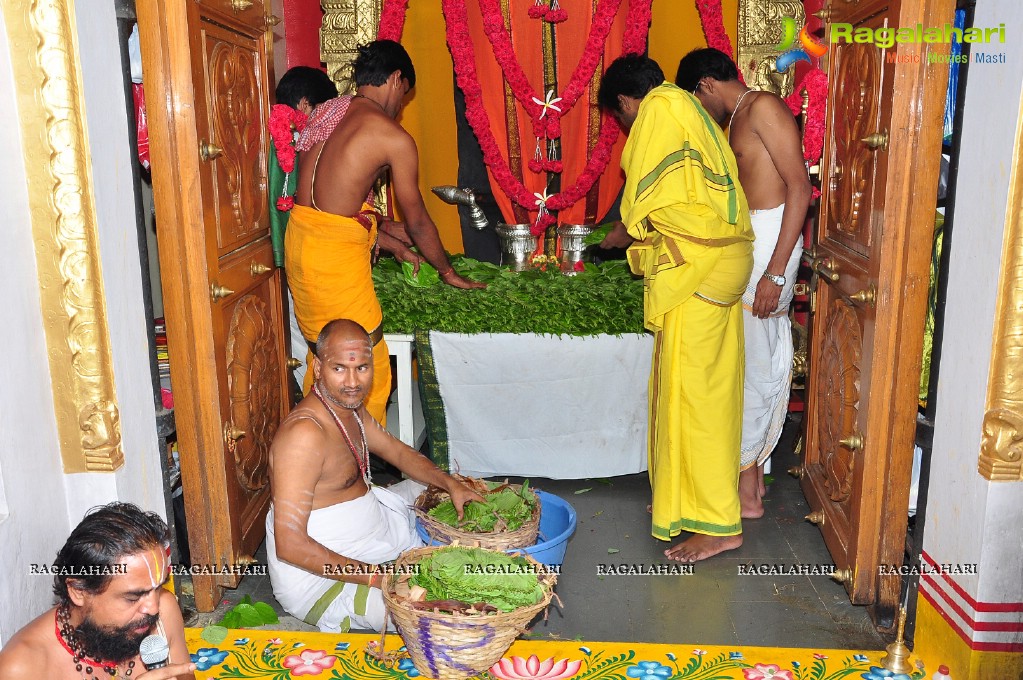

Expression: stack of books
xmin=154 ymin=317 xmax=171 ymax=396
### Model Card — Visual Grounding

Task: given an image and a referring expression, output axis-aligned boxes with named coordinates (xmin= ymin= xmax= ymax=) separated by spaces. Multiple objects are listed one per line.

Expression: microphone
xmin=139 ymin=634 xmax=170 ymax=670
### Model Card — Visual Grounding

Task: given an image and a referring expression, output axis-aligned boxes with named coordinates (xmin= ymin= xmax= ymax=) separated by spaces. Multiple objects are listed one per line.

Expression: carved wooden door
xmin=800 ymin=0 xmax=953 ymax=626
xmin=138 ymin=0 xmax=287 ymax=611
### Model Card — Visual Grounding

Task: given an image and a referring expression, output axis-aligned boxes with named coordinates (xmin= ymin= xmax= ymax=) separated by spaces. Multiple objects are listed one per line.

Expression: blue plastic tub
xmin=415 ymin=489 xmax=577 ymax=566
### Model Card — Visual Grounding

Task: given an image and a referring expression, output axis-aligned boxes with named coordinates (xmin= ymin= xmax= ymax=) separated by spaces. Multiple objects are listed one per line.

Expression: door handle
xmin=231 ymin=0 xmax=254 ymax=10
xmin=199 ymin=140 xmax=223 ymax=161
xmin=832 ymin=567 xmax=852 ymax=585
xmin=805 ymin=510 xmax=825 ymax=526
xmin=861 ymin=130 xmax=889 ymax=151
xmin=813 ymin=257 xmax=840 ymax=282
xmin=286 ymin=357 xmax=303 ymax=370
xmin=250 ymin=262 xmax=271 ymax=276
xmin=223 ymin=423 xmax=246 ymax=445
xmin=210 ymin=283 xmax=235 ymax=301
xmin=840 ymin=432 xmax=864 ymax=451
xmin=850 ymin=285 xmax=876 ymax=307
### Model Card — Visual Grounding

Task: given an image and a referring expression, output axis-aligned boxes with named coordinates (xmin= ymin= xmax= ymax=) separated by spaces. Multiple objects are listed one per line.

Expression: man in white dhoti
xmin=676 ymin=48 xmax=812 ymax=518
xmin=267 ymin=319 xmax=483 ymax=632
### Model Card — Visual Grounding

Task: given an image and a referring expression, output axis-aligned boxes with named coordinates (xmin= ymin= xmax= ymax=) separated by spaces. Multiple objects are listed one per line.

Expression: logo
xmin=774 ymin=16 xmax=828 ymax=72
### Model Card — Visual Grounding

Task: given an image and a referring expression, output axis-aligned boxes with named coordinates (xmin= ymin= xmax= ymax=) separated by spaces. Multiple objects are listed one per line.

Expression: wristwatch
xmin=762 ymin=272 xmax=786 ymax=286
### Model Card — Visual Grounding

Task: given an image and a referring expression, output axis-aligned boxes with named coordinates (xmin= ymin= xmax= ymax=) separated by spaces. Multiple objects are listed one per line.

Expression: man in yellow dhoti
xmin=288 ymin=40 xmax=484 ymax=423
xmin=598 ymin=55 xmax=754 ymax=561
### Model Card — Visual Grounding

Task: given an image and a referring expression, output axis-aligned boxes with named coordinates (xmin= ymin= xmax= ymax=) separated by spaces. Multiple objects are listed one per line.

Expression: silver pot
xmin=557 ymin=223 xmax=595 ymax=274
xmin=495 ymin=224 xmax=537 ymax=271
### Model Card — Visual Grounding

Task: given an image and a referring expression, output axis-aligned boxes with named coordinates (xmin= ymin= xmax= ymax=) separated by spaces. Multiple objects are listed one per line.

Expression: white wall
xmin=0 ymin=0 xmax=168 ymax=639
xmin=924 ymin=0 xmax=1023 ymax=614
xmin=69 ymin=0 xmax=164 ymax=520
xmin=0 ymin=11 xmax=73 ymax=642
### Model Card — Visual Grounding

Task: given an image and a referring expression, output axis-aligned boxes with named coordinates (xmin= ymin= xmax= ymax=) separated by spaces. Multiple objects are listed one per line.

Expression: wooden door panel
xmin=216 ymin=262 xmax=284 ymax=563
xmin=805 ymin=8 xmax=892 ymax=606
xmin=139 ymin=0 xmax=284 ymax=609
xmin=800 ymin=0 xmax=954 ymax=624
xmin=195 ymin=19 xmax=269 ymax=256
xmin=210 ymin=244 xmax=285 ymax=585
xmin=823 ymin=38 xmax=886 ymax=259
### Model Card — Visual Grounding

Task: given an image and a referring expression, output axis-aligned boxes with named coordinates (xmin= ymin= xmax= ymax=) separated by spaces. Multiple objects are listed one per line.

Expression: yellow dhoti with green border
xmin=285 ymin=203 xmax=391 ymax=424
xmin=621 ymin=84 xmax=754 ymax=540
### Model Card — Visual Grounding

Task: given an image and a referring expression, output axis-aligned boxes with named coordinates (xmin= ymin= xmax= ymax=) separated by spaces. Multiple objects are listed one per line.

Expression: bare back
xmin=728 ymin=91 xmax=804 ymax=211
xmin=295 ymin=98 xmax=409 ymax=216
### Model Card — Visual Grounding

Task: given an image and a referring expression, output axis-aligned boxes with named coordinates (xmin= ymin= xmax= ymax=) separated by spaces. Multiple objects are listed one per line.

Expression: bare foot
xmin=739 ymin=466 xmax=764 ymax=519
xmin=665 ymin=533 xmax=742 ymax=562
xmin=758 ymin=463 xmax=767 ymax=498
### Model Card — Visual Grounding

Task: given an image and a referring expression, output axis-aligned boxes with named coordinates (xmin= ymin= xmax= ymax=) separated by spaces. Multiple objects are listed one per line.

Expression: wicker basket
xmin=414 ymin=477 xmax=540 ymax=550
xmin=383 ymin=545 xmax=556 ymax=679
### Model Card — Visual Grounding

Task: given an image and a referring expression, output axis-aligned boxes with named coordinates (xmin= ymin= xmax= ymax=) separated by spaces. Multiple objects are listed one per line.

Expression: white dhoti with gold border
xmin=740 ymin=204 xmax=802 ymax=470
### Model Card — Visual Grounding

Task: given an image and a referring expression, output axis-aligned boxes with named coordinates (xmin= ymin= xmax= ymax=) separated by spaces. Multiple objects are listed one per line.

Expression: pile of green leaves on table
xmin=373 ymin=254 xmax=644 ymax=336
xmin=409 ymin=546 xmax=545 ymax=613
xmin=428 ymin=480 xmax=536 ymax=533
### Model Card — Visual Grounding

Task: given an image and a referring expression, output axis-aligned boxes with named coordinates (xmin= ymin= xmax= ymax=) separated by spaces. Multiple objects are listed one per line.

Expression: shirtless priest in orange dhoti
xmin=287 ymin=40 xmax=484 ymax=422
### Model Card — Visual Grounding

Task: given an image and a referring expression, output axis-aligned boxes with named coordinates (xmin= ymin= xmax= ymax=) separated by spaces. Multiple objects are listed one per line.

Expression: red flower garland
xmin=784 ymin=67 xmax=828 ymax=165
xmin=377 ymin=0 xmax=410 ymax=41
xmin=695 ymin=0 xmax=735 ymax=60
xmin=268 ymin=104 xmax=307 ymax=173
xmin=443 ymin=0 xmax=652 ymax=233
xmin=477 ymin=0 xmax=624 ymax=140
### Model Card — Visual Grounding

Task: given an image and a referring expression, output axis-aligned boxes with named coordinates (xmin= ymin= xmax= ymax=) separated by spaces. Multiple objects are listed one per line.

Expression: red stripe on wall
xmin=921 ymin=551 xmax=1023 ymax=613
xmin=921 ymin=575 xmax=1023 ymax=632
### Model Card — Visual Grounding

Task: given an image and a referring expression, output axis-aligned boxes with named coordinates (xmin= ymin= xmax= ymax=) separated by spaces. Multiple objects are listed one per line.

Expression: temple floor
xmin=184 ymin=417 xmax=896 ymax=676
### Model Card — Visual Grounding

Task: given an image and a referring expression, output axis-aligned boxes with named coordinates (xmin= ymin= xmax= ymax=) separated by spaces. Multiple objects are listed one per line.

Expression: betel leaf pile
xmin=408 ymin=546 xmax=546 ymax=612
xmin=428 ymin=480 xmax=536 ymax=533
xmin=373 ymin=255 xmax=644 ymax=336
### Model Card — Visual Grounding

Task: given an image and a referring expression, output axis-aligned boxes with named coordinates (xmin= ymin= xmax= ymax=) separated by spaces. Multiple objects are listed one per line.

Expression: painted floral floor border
xmin=185 ymin=628 xmax=927 ymax=680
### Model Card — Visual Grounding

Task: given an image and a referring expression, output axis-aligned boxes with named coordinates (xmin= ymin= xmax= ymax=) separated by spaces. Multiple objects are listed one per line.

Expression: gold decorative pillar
xmin=737 ymin=0 xmax=805 ymax=97
xmin=979 ymin=92 xmax=1023 ymax=482
xmin=1 ymin=0 xmax=124 ymax=472
xmin=320 ymin=0 xmax=382 ymax=94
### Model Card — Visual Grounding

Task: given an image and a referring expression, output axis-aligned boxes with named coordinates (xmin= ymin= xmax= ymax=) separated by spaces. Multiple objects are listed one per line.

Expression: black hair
xmin=353 ymin=39 xmax=416 ymax=90
xmin=316 ymin=319 xmax=371 ymax=358
xmin=275 ymin=66 xmax=339 ymax=109
xmin=674 ymin=48 xmax=740 ymax=93
xmin=597 ymin=54 xmax=665 ymax=113
xmin=52 ymin=502 xmax=169 ymax=606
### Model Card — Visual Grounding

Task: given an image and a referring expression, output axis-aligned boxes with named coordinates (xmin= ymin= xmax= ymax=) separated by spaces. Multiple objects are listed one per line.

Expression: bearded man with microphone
xmin=0 ymin=503 xmax=195 ymax=679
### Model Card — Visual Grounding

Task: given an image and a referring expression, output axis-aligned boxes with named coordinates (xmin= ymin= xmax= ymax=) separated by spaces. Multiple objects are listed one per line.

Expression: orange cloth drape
xmin=463 ymin=1 xmax=629 ymax=226
xmin=393 ymin=0 xmax=737 ymax=250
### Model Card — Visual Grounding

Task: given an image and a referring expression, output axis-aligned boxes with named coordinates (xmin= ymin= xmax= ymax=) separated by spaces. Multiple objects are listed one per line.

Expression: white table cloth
xmin=426 ymin=331 xmax=653 ymax=479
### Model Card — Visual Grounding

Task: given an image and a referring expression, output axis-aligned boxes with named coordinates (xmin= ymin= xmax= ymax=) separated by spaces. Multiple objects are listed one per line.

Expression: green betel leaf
xmin=582 ymin=222 xmax=616 ymax=246
xmin=252 ymin=601 xmax=279 ymax=624
xmin=239 ymin=594 xmax=253 ymax=606
xmin=219 ymin=610 xmax=242 ymax=629
xmin=402 ymin=260 xmax=441 ymax=288
xmin=234 ymin=603 xmax=263 ymax=628
xmin=200 ymin=625 xmax=229 ymax=644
